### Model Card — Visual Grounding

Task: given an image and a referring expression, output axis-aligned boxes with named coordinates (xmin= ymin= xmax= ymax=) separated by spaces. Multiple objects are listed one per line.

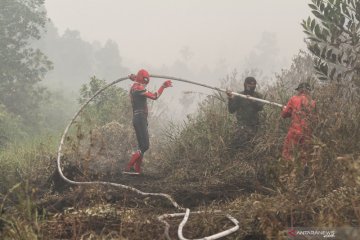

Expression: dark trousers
xmin=133 ymin=113 xmax=149 ymax=154
xmin=231 ymin=125 xmax=257 ymax=150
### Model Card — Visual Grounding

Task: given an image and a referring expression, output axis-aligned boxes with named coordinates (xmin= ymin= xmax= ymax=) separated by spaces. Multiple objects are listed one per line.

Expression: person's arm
xmin=281 ymin=97 xmax=293 ymax=118
xmin=226 ymin=90 xmax=241 ymax=113
xmin=142 ymin=80 xmax=172 ymax=100
xmin=228 ymin=95 xmax=241 ymax=113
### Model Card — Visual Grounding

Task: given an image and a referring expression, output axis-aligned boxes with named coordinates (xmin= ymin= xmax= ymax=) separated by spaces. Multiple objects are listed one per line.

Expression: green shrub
xmin=0 ymin=104 xmax=28 ymax=148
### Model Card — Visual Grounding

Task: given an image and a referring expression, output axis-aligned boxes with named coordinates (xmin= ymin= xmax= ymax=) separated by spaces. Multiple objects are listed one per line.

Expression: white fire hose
xmin=151 ymin=74 xmax=284 ymax=108
xmin=56 ymin=74 xmax=282 ymax=239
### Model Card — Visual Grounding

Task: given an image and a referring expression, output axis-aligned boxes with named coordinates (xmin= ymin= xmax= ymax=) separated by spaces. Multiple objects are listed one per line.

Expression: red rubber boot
xmin=134 ymin=157 xmax=143 ymax=174
xmin=125 ymin=151 xmax=141 ymax=172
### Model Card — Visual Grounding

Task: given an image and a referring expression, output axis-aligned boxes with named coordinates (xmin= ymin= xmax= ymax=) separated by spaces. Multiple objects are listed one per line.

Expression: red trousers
xmin=282 ymin=129 xmax=311 ymax=164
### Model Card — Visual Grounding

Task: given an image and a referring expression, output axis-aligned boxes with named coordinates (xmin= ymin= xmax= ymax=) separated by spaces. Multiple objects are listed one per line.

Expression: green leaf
xmin=331 ymin=53 xmax=337 ymax=63
xmin=322 ymin=28 xmax=330 ymax=38
xmin=336 ymin=73 xmax=342 ymax=81
xmin=323 ymin=22 xmax=330 ymax=29
xmin=309 ymin=4 xmax=318 ymax=10
xmin=329 ymin=67 xmax=336 ymax=79
xmin=311 ymin=19 xmax=316 ymax=30
xmin=318 ymin=76 xmax=329 ymax=81
xmin=340 ymin=15 xmax=346 ymax=26
xmin=306 ymin=17 xmax=311 ymax=26
xmin=350 ymin=0 xmax=357 ymax=9
xmin=303 ymin=30 xmax=313 ymax=36
xmin=301 ymin=21 xmax=307 ymax=29
xmin=326 ymin=49 xmax=333 ymax=59
xmin=315 ymin=24 xmax=322 ymax=38
xmin=348 ymin=55 xmax=354 ymax=66
xmin=308 ymin=37 xmax=321 ymax=42
xmin=342 ymin=3 xmax=350 ymax=17
xmin=312 ymin=10 xmax=326 ymax=21
xmin=338 ymin=51 xmax=344 ymax=63
xmin=320 ymin=3 xmax=325 ymax=12
xmin=324 ymin=5 xmax=334 ymax=21
xmin=352 ymin=36 xmax=359 ymax=45
xmin=321 ymin=46 xmax=328 ymax=59
xmin=313 ymin=44 xmax=321 ymax=56
xmin=320 ymin=63 xmax=329 ymax=75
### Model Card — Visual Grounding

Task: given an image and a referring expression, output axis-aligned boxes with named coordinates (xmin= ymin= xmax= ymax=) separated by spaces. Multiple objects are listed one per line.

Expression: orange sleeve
xmin=281 ymin=97 xmax=293 ymax=118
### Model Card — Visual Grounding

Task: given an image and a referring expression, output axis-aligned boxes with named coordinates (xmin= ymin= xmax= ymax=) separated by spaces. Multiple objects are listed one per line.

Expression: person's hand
xmin=226 ymin=89 xmax=233 ymax=98
xmin=282 ymin=106 xmax=287 ymax=111
xmin=162 ymin=80 xmax=173 ymax=88
xmin=128 ymin=74 xmax=136 ymax=81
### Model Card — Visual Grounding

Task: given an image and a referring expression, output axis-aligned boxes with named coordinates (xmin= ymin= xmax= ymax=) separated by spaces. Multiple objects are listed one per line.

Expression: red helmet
xmin=135 ymin=69 xmax=150 ymax=85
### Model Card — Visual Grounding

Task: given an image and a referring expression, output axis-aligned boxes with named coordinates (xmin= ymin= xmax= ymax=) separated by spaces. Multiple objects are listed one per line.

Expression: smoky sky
xmin=45 ymin=0 xmax=310 ymax=72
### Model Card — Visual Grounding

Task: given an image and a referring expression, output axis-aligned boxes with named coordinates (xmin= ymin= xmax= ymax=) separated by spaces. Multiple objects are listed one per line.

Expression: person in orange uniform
xmin=125 ymin=69 xmax=172 ymax=174
xmin=281 ymin=82 xmax=316 ymax=169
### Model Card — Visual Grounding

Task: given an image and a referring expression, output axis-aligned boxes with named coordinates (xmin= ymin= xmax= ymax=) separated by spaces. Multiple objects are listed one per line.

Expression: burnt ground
xmin=48 ymin=166 xmax=251 ymax=210
xmin=35 ymin=166 xmax=261 ymax=239
xmin=29 ymin=122 xmax=269 ymax=239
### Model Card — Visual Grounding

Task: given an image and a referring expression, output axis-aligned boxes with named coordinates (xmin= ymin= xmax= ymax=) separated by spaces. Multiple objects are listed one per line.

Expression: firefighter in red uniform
xmin=125 ymin=69 xmax=172 ymax=174
xmin=281 ymin=82 xmax=316 ymax=167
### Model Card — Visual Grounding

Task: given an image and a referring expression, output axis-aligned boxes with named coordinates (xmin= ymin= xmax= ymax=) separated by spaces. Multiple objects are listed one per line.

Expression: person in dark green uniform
xmin=226 ymin=77 xmax=264 ymax=149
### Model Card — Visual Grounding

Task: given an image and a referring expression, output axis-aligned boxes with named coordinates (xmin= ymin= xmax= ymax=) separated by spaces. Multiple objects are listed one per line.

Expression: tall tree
xmin=37 ymin=23 xmax=129 ymax=90
xmin=95 ymin=40 xmax=129 ymax=81
xmin=0 ymin=0 xmax=52 ymax=125
xmin=302 ymin=0 xmax=360 ymax=85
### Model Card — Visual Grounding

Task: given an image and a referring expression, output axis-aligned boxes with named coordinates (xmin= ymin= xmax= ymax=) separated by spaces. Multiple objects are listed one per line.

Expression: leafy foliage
xmin=302 ymin=0 xmax=360 ymax=84
xmin=0 ymin=0 xmax=52 ymax=126
xmin=78 ymin=76 xmax=132 ymax=127
xmin=0 ymin=104 xmax=27 ymax=148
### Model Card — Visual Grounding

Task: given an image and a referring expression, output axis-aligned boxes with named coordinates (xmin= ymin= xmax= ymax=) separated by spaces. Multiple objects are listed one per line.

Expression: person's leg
xmin=133 ymin=115 xmax=149 ymax=173
xmin=282 ymin=132 xmax=293 ymax=161
xmin=299 ymin=134 xmax=313 ymax=177
xmin=126 ymin=150 xmax=141 ymax=171
xmin=230 ymin=126 xmax=250 ymax=151
xmin=282 ymin=130 xmax=299 ymax=161
xmin=126 ymin=114 xmax=147 ymax=172
xmin=134 ymin=157 xmax=143 ymax=173
xmin=136 ymin=116 xmax=149 ymax=154
xmin=298 ymin=134 xmax=312 ymax=164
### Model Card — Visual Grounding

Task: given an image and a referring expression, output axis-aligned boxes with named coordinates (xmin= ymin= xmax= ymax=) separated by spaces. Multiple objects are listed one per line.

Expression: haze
xmin=45 ymin=0 xmax=309 ymax=73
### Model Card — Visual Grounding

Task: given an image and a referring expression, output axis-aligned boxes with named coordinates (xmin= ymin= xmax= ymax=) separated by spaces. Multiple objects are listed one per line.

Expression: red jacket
xmin=281 ymin=93 xmax=316 ymax=134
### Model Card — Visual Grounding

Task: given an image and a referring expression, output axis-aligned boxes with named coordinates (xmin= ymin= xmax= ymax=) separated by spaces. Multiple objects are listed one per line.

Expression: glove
xmin=128 ymin=74 xmax=136 ymax=81
xmin=226 ymin=89 xmax=233 ymax=98
xmin=162 ymin=80 xmax=173 ymax=88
